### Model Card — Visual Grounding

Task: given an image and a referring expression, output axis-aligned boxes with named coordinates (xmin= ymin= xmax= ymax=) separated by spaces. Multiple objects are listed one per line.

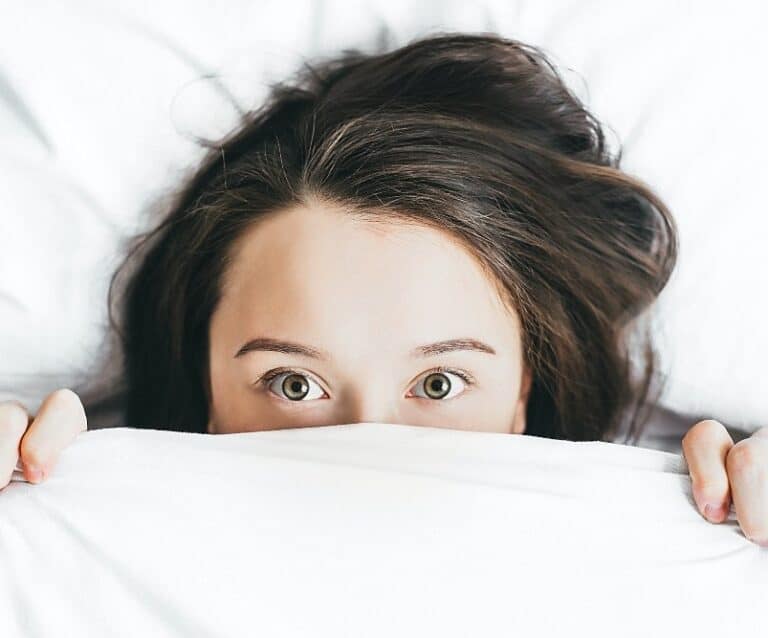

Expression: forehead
xmin=216 ymin=199 xmax=519 ymax=354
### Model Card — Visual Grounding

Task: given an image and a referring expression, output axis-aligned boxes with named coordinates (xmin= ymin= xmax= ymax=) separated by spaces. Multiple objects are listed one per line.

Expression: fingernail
xmin=704 ymin=503 xmax=723 ymax=522
xmin=26 ymin=466 xmax=44 ymax=483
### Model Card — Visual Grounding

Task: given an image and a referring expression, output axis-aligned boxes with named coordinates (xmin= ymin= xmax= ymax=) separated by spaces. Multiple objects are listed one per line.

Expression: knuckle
xmin=47 ymin=388 xmax=87 ymax=427
xmin=48 ymin=388 xmax=81 ymax=408
xmin=726 ymin=441 xmax=761 ymax=474
xmin=690 ymin=477 xmax=726 ymax=500
xmin=0 ymin=398 xmax=27 ymax=412
xmin=0 ymin=401 xmax=30 ymax=436
xmin=744 ymin=523 xmax=768 ymax=545
xmin=683 ymin=419 xmax=728 ymax=447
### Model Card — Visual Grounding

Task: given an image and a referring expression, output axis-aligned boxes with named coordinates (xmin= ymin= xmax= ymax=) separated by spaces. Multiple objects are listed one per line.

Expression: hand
xmin=0 ymin=388 xmax=87 ymax=489
xmin=682 ymin=419 xmax=768 ymax=546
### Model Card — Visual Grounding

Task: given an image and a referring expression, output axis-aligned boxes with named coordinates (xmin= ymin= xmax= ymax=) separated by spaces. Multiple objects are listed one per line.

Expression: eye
xmin=264 ymin=370 xmax=327 ymax=402
xmin=408 ymin=368 xmax=471 ymax=401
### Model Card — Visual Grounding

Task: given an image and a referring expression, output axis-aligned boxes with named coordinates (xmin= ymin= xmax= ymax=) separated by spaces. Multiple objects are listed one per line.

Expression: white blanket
xmin=0 ymin=423 xmax=764 ymax=636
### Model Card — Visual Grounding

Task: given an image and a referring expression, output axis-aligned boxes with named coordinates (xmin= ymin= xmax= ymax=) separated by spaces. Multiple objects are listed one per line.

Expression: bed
xmin=1 ymin=1 xmax=767 ymax=635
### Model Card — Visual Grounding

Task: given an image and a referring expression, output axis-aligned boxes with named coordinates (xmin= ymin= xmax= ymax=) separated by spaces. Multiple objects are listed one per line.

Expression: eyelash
xmin=256 ymin=366 xmax=475 ymax=400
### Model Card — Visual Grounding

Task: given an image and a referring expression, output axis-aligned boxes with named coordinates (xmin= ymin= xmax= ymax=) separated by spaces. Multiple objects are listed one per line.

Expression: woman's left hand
xmin=682 ymin=420 xmax=768 ymax=546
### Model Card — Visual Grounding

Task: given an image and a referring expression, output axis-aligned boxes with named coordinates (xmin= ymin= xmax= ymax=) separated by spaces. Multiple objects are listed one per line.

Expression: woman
xmin=2 ymin=32 xmax=765 ymax=545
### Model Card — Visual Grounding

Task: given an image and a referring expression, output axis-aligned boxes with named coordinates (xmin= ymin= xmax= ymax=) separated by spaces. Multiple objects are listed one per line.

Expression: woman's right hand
xmin=0 ymin=388 xmax=87 ymax=489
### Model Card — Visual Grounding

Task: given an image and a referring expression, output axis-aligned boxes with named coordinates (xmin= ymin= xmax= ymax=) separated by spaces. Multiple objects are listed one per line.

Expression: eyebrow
xmin=233 ymin=337 xmax=496 ymax=359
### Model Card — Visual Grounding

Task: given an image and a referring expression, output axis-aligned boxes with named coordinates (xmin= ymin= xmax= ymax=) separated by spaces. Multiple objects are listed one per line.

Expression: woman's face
xmin=207 ymin=197 xmax=531 ymax=434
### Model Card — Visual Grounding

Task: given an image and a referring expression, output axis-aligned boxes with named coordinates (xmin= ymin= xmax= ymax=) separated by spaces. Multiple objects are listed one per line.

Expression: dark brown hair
xmin=95 ymin=31 xmax=677 ymax=443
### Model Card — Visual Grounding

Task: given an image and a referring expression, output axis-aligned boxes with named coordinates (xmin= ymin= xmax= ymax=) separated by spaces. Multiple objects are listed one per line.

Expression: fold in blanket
xmin=0 ymin=423 xmax=765 ymax=637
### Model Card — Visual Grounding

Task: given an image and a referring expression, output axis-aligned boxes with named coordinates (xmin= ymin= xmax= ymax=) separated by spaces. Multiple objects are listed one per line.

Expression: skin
xmin=0 ymin=198 xmax=764 ymax=547
xmin=207 ymin=199 xmax=530 ymax=435
xmin=682 ymin=421 xmax=768 ymax=546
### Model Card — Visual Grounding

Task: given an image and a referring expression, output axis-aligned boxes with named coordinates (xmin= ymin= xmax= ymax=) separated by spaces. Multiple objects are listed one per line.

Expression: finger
xmin=19 ymin=388 xmax=87 ymax=483
xmin=726 ymin=436 xmax=768 ymax=546
xmin=681 ymin=419 xmax=734 ymax=523
xmin=0 ymin=400 xmax=31 ymax=488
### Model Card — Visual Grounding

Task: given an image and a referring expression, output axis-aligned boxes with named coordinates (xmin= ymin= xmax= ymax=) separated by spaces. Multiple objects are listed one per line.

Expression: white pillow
xmin=1 ymin=1 xmax=765 ymax=429
xmin=501 ymin=2 xmax=768 ymax=430
xmin=1 ymin=422 xmax=765 ymax=636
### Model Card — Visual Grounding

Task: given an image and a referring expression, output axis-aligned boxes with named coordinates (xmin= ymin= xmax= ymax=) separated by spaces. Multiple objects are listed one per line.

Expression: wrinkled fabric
xmin=0 ymin=423 xmax=765 ymax=637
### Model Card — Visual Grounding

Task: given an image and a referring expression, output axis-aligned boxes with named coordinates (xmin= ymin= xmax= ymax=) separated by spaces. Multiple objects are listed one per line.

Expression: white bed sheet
xmin=0 ymin=423 xmax=764 ymax=637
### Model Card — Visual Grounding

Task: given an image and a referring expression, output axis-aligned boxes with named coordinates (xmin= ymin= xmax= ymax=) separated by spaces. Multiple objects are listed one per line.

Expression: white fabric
xmin=1 ymin=1 xmax=767 ymax=428
xmin=0 ymin=423 xmax=765 ymax=636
